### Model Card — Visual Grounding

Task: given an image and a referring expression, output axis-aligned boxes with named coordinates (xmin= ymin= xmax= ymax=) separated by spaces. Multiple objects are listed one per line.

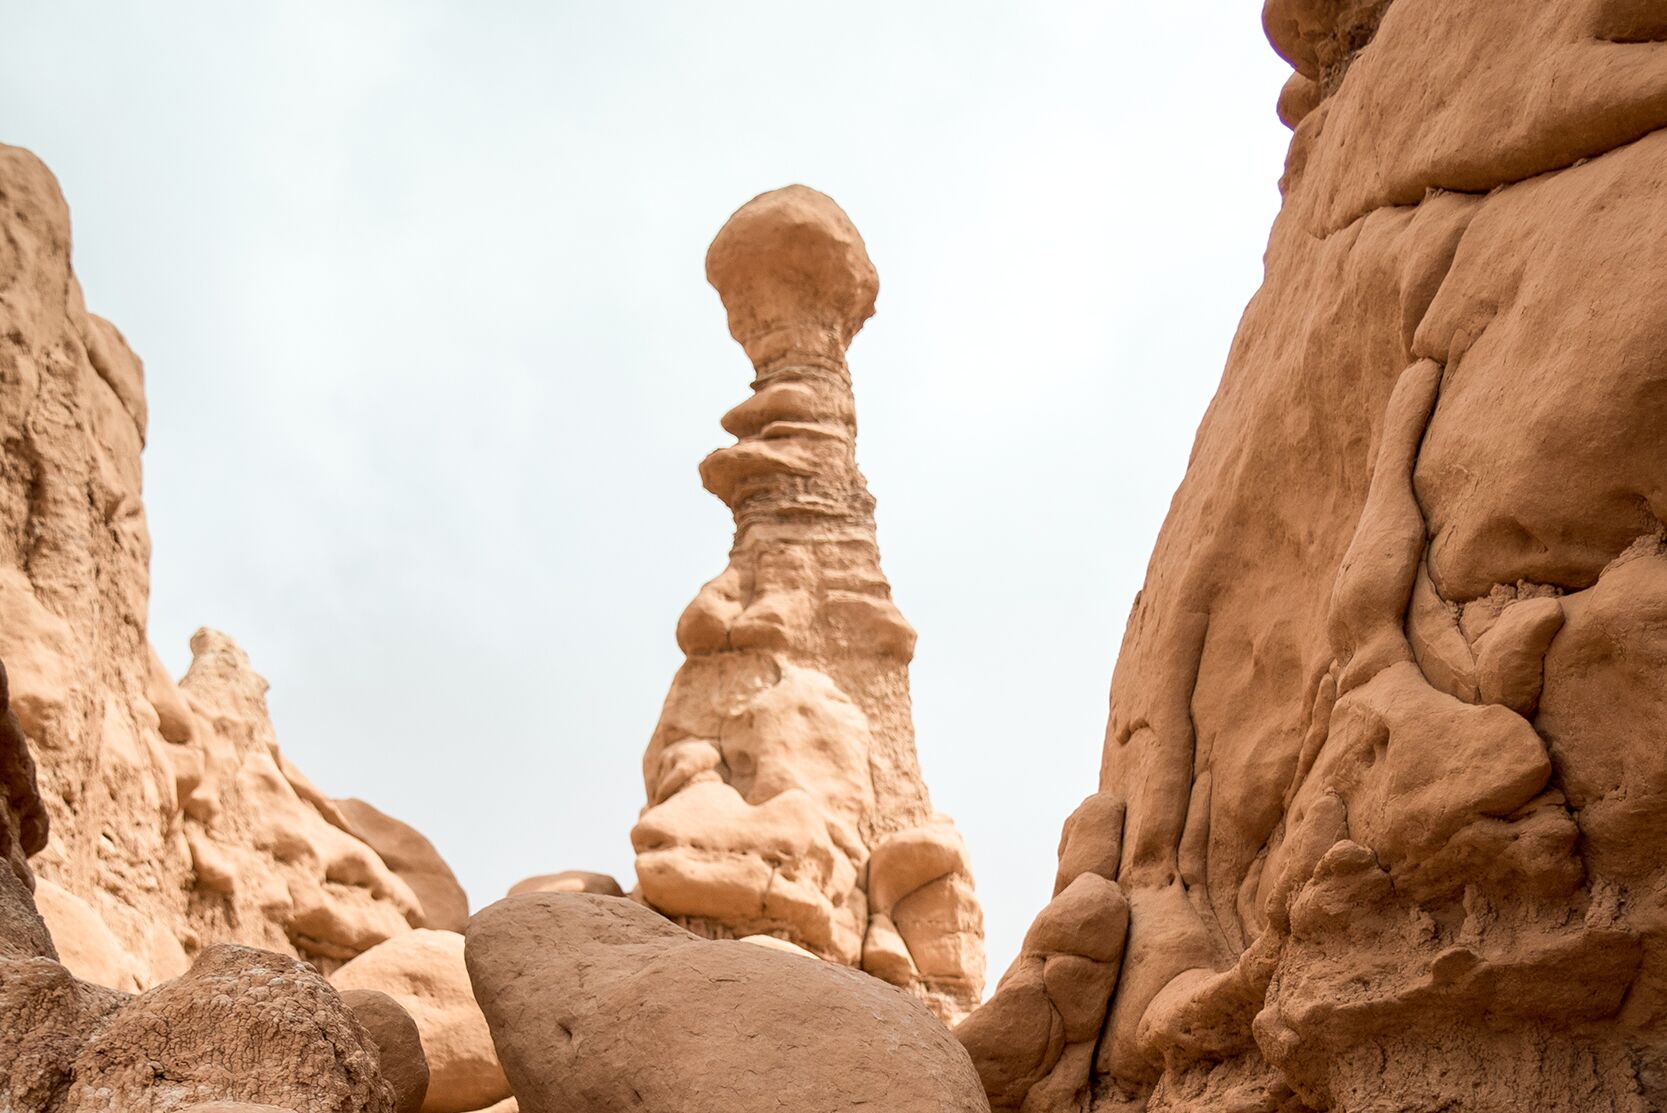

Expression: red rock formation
xmin=961 ymin=4 xmax=1667 ymax=1110
xmin=631 ymin=186 xmax=984 ymax=1022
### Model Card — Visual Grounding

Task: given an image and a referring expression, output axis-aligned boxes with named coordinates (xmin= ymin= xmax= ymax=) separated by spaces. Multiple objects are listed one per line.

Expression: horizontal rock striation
xmin=631 ymin=185 xmax=984 ymax=1023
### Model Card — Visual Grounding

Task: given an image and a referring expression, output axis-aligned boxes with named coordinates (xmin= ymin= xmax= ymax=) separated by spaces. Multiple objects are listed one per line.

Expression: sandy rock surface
xmin=958 ymin=796 xmax=1127 ymax=1109
xmin=332 ymin=929 xmax=509 ymax=1113
xmin=31 ymin=879 xmax=146 ymax=991
xmin=632 ymin=184 xmax=984 ymax=1023
xmin=961 ymin=3 xmax=1667 ymax=1110
xmin=465 ymin=892 xmax=989 ymax=1113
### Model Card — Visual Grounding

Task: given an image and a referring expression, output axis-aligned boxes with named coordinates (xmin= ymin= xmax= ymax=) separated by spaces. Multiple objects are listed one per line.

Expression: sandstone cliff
xmin=631 ymin=186 xmax=985 ymax=1023
xmin=0 ymin=142 xmax=458 ymax=987
xmin=960 ymin=3 xmax=1667 ymax=1110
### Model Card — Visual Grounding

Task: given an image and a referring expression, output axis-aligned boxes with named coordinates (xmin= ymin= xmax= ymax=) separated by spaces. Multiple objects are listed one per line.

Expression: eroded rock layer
xmin=961 ymin=3 xmax=1667 ymax=1110
xmin=631 ymin=185 xmax=985 ymax=1022
xmin=0 ymin=143 xmax=452 ymax=986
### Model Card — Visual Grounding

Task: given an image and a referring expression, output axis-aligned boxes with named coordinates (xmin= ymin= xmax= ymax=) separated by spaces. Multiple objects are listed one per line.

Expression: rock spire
xmin=631 ymin=185 xmax=985 ymax=1023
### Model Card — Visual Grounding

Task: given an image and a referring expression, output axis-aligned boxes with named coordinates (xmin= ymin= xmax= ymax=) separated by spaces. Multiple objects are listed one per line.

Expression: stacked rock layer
xmin=632 ymin=186 xmax=985 ymax=1022
xmin=960 ymin=3 xmax=1667 ymax=1111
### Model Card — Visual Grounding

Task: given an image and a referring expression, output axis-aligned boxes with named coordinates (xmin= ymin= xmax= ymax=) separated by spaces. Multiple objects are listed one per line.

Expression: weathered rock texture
xmin=465 ymin=892 xmax=990 ymax=1113
xmin=0 ymin=657 xmax=396 ymax=1113
xmin=631 ymin=185 xmax=985 ymax=1022
xmin=961 ymin=4 xmax=1667 ymax=1111
xmin=0 ymin=141 xmax=455 ymax=983
xmin=66 ymin=943 xmax=395 ymax=1113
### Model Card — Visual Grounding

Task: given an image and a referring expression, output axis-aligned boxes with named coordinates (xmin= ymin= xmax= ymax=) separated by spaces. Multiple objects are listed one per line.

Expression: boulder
xmin=341 ymin=988 xmax=430 ymax=1113
xmin=332 ymin=929 xmax=508 ymax=1113
xmin=67 ymin=943 xmax=394 ymax=1112
xmin=465 ymin=892 xmax=988 ymax=1113
xmin=505 ymin=870 xmax=622 ymax=898
xmin=0 ymin=955 xmax=129 ymax=1111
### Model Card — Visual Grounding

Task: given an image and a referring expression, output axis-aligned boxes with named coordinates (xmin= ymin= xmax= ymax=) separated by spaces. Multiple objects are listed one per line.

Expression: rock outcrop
xmin=465 ymin=892 xmax=990 ymax=1113
xmin=175 ymin=630 xmax=420 ymax=968
xmin=337 ymin=799 xmax=470 ymax=933
xmin=957 ymin=794 xmax=1128 ymax=1111
xmin=0 ymin=655 xmax=398 ymax=1113
xmin=332 ymin=929 xmax=510 ymax=1113
xmin=0 ymin=141 xmax=458 ymax=982
xmin=962 ymin=4 xmax=1667 ymax=1111
xmin=631 ymin=185 xmax=985 ymax=1022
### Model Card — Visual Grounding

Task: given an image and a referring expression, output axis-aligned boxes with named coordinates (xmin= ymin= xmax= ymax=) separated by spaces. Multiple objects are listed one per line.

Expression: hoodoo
xmin=631 ymin=185 xmax=986 ymax=1023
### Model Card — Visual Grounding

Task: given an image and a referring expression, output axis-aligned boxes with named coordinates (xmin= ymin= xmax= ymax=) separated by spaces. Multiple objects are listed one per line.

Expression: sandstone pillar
xmin=632 ymin=185 xmax=984 ymax=1024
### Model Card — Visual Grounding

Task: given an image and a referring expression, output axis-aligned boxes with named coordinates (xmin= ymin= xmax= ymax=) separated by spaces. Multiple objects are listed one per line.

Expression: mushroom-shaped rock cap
xmin=706 ymin=185 xmax=878 ymax=365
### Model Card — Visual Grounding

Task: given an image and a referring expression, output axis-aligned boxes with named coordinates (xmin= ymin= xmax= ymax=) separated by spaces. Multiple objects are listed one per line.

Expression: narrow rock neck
xmin=709 ymin=338 xmax=878 ymax=551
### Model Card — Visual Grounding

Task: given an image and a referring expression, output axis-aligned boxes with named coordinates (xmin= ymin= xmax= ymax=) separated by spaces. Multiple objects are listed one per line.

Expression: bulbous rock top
xmin=706 ymin=185 xmax=878 ymax=361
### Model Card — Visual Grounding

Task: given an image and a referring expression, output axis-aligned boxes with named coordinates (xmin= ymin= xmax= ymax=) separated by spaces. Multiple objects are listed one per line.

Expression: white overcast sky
xmin=2 ymin=3 xmax=1292 ymax=984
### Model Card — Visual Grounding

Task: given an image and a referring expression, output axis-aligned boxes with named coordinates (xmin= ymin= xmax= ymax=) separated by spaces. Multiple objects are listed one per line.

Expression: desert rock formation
xmin=465 ymin=891 xmax=990 ymax=1113
xmin=631 ymin=185 xmax=985 ymax=1022
xmin=961 ymin=3 xmax=1667 ymax=1111
xmin=0 ymin=141 xmax=460 ymax=985
xmin=0 ymin=655 xmax=400 ymax=1113
xmin=338 ymin=799 xmax=471 ymax=934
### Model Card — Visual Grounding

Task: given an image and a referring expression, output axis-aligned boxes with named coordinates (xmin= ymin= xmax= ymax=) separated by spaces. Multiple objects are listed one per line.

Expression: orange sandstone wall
xmin=959 ymin=3 xmax=1667 ymax=1110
